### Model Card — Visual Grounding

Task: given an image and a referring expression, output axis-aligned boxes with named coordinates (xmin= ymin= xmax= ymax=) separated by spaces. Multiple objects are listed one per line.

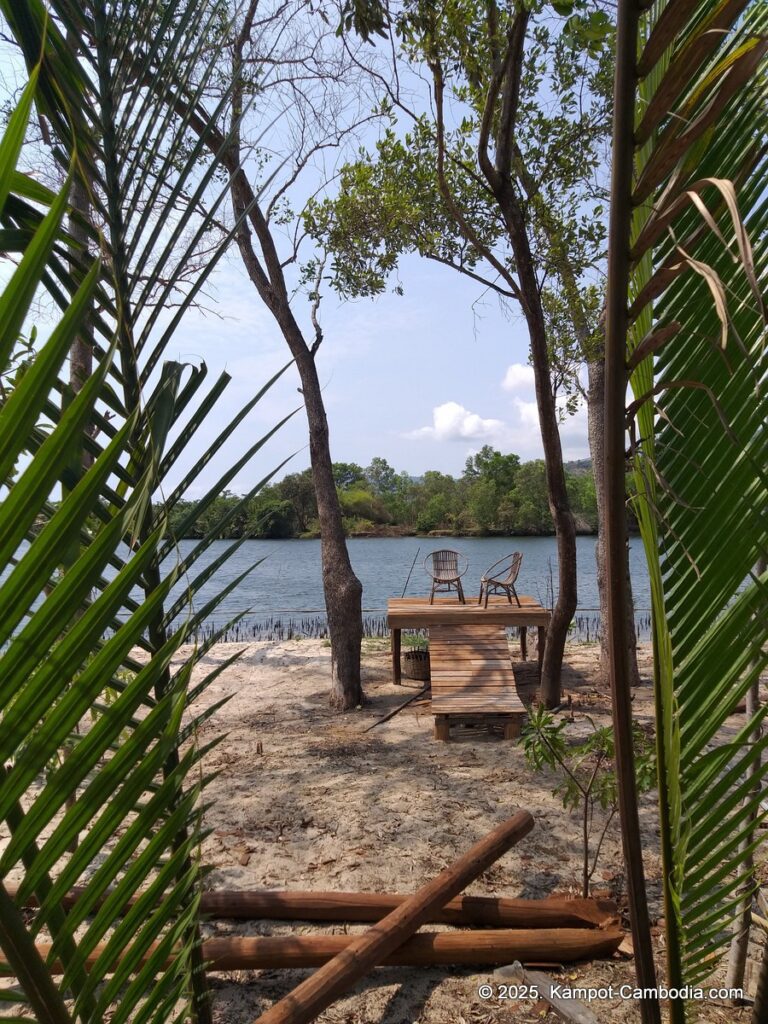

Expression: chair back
xmin=426 ymin=549 xmax=464 ymax=580
xmin=503 ymin=551 xmax=523 ymax=584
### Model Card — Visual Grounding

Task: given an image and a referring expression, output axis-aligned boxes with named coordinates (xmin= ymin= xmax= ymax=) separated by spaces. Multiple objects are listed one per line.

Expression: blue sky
xmin=167 ymin=247 xmax=591 ymax=498
xmin=0 ymin=20 xmax=593 ymax=502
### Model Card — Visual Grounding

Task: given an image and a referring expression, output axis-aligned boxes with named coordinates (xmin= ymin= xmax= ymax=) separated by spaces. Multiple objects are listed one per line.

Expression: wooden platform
xmin=387 ymin=595 xmax=548 ymax=742
xmin=429 ymin=624 xmax=526 ymax=741
xmin=387 ymin=595 xmax=550 ymax=686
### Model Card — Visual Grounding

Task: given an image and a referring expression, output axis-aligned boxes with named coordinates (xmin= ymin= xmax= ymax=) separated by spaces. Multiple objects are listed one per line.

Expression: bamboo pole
xmin=3 ymin=928 xmax=624 ymax=974
xmin=253 ymin=810 xmax=534 ymax=1024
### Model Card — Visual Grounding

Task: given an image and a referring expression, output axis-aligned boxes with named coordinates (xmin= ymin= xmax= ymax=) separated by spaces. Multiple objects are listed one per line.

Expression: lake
xmin=167 ymin=535 xmax=651 ymax=642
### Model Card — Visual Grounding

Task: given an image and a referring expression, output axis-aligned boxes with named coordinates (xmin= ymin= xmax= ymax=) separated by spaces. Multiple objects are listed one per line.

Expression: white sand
xmin=188 ymin=637 xmax=754 ymax=1023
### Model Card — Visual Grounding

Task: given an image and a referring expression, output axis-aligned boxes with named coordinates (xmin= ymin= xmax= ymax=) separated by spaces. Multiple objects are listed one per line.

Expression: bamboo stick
xmin=253 ymin=810 xmax=535 ymax=1024
xmin=1 ymin=928 xmax=624 ymax=974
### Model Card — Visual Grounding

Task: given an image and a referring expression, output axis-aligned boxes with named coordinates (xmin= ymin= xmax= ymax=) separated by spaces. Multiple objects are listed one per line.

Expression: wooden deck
xmin=429 ymin=624 xmax=526 ymax=740
xmin=387 ymin=595 xmax=550 ymax=742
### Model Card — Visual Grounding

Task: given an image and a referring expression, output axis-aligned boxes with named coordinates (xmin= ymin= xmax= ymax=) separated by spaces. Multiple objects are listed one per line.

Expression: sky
xmin=165 ymin=247 xmax=591 ymax=499
xmin=0 ymin=14 xmax=594 ymax=503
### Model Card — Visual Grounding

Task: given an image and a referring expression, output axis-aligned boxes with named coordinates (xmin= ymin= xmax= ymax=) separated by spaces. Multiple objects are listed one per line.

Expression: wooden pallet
xmin=429 ymin=624 xmax=526 ymax=741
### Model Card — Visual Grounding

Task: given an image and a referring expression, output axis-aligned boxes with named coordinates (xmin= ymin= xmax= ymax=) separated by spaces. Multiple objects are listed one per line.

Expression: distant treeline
xmin=166 ymin=447 xmax=604 ymax=540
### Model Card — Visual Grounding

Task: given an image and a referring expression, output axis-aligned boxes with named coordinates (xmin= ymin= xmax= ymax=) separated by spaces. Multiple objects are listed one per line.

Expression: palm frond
xmin=605 ymin=0 xmax=768 ymax=1018
xmin=0 ymin=2 xmax=293 ymax=1019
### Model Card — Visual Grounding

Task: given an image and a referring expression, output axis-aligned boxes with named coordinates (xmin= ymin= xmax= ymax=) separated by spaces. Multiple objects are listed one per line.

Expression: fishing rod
xmin=401 ymin=546 xmax=420 ymax=598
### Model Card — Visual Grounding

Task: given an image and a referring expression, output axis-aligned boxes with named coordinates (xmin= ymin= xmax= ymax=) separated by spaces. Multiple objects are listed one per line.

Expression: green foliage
xmin=523 ymin=705 xmax=655 ymax=896
xmin=163 ymin=450 xmax=606 ymax=537
xmin=0 ymin=3 xmax=292 ymax=1019
xmin=313 ymin=0 xmax=614 ymax=397
xmin=332 ymin=461 xmax=366 ymax=488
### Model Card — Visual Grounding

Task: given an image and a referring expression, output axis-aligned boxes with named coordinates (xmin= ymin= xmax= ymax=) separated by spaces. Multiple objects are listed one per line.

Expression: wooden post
xmin=6 ymin=886 xmax=619 ymax=929
xmin=391 ymin=627 xmax=401 ymax=684
xmin=434 ymin=714 xmax=450 ymax=741
xmin=253 ymin=811 xmax=535 ymax=1024
xmin=520 ymin=626 xmax=528 ymax=660
xmin=503 ymin=717 xmax=522 ymax=741
xmin=0 ymin=927 xmax=624 ymax=975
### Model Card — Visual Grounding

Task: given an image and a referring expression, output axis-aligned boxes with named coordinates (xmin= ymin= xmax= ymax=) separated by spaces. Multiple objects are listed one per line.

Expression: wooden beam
xmin=0 ymin=929 xmax=624 ymax=975
xmin=204 ymin=929 xmax=624 ymax=969
xmin=5 ymin=887 xmax=619 ymax=929
xmin=253 ymin=811 xmax=535 ymax=1024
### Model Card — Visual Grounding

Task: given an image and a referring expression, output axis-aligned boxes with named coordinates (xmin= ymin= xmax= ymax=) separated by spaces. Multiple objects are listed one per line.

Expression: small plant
xmin=522 ymin=705 xmax=655 ymax=897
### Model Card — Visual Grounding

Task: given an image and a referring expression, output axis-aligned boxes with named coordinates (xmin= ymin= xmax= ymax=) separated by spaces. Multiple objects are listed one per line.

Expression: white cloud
xmin=407 ymin=402 xmax=506 ymax=443
xmin=501 ymin=363 xmax=535 ymax=392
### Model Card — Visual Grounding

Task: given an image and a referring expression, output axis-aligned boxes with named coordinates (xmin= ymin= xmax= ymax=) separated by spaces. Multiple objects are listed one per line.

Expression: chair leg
xmin=477 ymin=585 xmax=483 ymax=606
xmin=429 ymin=581 xmax=435 ymax=605
xmin=457 ymin=578 xmax=465 ymax=604
xmin=511 ymin=584 xmax=521 ymax=607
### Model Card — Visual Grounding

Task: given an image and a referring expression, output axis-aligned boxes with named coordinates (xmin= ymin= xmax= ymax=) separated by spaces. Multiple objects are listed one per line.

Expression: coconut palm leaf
xmin=604 ymin=0 xmax=767 ymax=1019
xmin=0 ymin=2 xmax=293 ymax=1020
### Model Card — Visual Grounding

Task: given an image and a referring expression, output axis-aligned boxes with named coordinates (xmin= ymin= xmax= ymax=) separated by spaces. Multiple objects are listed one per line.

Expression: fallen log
xmin=0 ymin=929 xmax=624 ymax=974
xmin=254 ymin=809 xmax=535 ymax=1024
xmin=6 ymin=886 xmax=618 ymax=929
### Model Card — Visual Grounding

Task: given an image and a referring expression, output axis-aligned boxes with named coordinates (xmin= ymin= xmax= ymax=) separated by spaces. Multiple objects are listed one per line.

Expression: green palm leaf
xmin=0 ymin=1 xmax=293 ymax=1019
xmin=605 ymin=0 xmax=767 ymax=1018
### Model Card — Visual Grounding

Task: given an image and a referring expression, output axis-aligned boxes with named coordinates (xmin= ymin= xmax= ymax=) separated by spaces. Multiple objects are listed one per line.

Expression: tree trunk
xmin=587 ymin=357 xmax=640 ymax=688
xmin=280 ymin=319 xmax=363 ymax=711
xmin=224 ymin=155 xmax=364 ymax=712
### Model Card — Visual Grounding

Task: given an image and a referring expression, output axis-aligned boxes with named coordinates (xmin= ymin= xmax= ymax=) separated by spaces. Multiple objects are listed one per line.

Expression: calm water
xmin=165 ymin=535 xmax=651 ymax=636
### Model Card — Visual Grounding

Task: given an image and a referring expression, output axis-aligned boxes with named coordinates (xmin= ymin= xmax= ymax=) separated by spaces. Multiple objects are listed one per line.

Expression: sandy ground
xmin=184 ymin=637 xmax=760 ymax=1024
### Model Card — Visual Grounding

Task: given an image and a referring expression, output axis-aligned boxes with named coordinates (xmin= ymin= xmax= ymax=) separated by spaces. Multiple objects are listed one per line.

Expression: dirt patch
xmin=185 ymin=637 xmax=755 ymax=1023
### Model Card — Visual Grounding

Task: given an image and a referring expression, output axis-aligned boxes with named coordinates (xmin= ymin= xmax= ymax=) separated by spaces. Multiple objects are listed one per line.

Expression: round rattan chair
xmin=424 ymin=549 xmax=469 ymax=604
xmin=478 ymin=552 xmax=523 ymax=608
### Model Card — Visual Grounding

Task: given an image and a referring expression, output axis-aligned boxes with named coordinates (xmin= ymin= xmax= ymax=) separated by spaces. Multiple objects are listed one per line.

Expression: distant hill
xmin=564 ymin=458 xmax=593 ymax=476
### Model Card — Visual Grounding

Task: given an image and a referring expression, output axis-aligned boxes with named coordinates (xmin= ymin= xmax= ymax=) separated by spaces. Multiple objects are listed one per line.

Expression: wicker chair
xmin=424 ymin=549 xmax=469 ymax=604
xmin=478 ymin=552 xmax=523 ymax=608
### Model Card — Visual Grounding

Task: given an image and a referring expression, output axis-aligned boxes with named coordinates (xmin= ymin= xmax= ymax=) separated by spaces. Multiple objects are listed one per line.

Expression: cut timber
xmin=253 ymin=810 xmax=535 ymax=1024
xmin=1 ymin=929 xmax=625 ymax=974
xmin=5 ymin=887 xmax=620 ymax=929
xmin=429 ymin=624 xmax=525 ymax=738
xmin=204 ymin=929 xmax=625 ymax=968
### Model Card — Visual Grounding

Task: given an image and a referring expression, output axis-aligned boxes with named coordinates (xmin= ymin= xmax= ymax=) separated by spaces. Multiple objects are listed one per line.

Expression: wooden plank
xmin=431 ymin=695 xmax=524 ymax=703
xmin=253 ymin=811 xmax=535 ymax=1024
xmin=432 ymin=704 xmax=525 ymax=714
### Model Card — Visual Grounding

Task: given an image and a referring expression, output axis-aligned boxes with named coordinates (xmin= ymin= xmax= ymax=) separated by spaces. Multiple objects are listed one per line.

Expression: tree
xmin=315 ymin=0 xmax=619 ymax=706
xmin=365 ymin=455 xmax=398 ymax=495
xmin=603 ymin=0 xmax=767 ymax=1019
xmin=174 ymin=0 xmax=398 ymax=709
xmin=508 ymin=460 xmax=550 ymax=533
xmin=274 ymin=470 xmax=317 ymax=535
xmin=332 ymin=462 xmax=366 ymax=489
